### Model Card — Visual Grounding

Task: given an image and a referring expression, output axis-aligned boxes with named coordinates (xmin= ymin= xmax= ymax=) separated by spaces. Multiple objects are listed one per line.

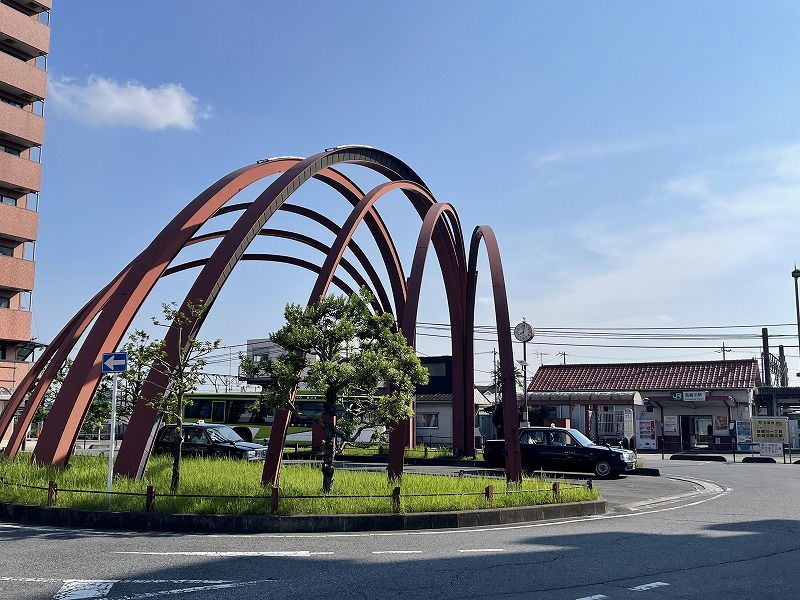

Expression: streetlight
xmin=793 ymin=267 xmax=800 ymax=376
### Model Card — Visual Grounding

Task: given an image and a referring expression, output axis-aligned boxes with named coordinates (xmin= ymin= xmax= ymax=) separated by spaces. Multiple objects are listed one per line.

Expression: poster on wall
xmin=636 ymin=420 xmax=657 ymax=450
xmin=663 ymin=415 xmax=678 ymax=434
xmin=735 ymin=420 xmax=752 ymax=452
xmin=713 ymin=415 xmax=729 ymax=436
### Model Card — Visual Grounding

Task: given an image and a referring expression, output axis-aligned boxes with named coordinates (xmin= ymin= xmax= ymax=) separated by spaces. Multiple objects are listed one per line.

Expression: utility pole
xmin=557 ymin=351 xmax=567 ymax=364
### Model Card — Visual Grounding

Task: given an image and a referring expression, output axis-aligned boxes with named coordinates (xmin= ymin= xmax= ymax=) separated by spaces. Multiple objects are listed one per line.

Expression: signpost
xmin=751 ymin=417 xmax=788 ymax=461
xmin=102 ymin=352 xmax=127 ymax=500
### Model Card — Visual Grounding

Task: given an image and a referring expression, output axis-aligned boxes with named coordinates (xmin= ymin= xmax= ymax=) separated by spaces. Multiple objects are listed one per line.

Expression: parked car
xmin=153 ymin=422 xmax=269 ymax=461
xmin=483 ymin=426 xmax=637 ymax=478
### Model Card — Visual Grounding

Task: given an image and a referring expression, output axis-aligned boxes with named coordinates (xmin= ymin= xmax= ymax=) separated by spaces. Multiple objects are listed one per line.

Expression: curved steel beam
xmin=385 ymin=202 xmax=469 ymax=476
xmin=162 ymin=251 xmax=382 ymax=314
xmin=113 ymin=148 xmax=427 ymax=478
xmin=0 ymin=267 xmax=129 ymax=459
xmin=467 ymin=226 xmax=521 ymax=482
xmin=33 ymin=158 xmax=302 ymax=466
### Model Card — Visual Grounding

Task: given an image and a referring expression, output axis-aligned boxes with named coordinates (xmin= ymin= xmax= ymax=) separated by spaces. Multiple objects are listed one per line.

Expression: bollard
xmin=271 ymin=486 xmax=279 ymax=514
xmin=145 ymin=486 xmax=156 ymax=512
xmin=552 ymin=481 xmax=560 ymax=499
xmin=586 ymin=479 xmax=593 ymax=491
xmin=485 ymin=484 xmax=494 ymax=502
xmin=424 ymin=445 xmax=429 ymax=458
xmin=391 ymin=486 xmax=401 ymax=513
xmin=47 ymin=481 xmax=57 ymax=506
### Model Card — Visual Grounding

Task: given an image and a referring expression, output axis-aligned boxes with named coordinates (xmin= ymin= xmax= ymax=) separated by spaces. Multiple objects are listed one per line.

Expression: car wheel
xmin=593 ymin=459 xmax=615 ymax=478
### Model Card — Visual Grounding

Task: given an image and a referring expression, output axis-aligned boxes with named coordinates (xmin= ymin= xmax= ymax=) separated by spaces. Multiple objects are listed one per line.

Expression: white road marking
xmin=575 ymin=595 xmax=608 ymax=600
xmin=116 ymin=550 xmax=313 ymax=557
xmin=629 ymin=581 xmax=669 ymax=591
xmin=54 ymin=580 xmax=115 ymax=600
xmin=1 ymin=576 xmax=64 ymax=583
xmin=372 ymin=550 xmax=423 ymax=554
xmin=457 ymin=548 xmax=504 ymax=553
xmin=97 ymin=581 xmax=269 ymax=600
xmin=32 ymin=578 xmax=275 ymax=600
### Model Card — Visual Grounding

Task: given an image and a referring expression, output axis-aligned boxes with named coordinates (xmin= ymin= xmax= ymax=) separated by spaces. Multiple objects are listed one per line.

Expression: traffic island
xmin=0 ymin=499 xmax=607 ymax=533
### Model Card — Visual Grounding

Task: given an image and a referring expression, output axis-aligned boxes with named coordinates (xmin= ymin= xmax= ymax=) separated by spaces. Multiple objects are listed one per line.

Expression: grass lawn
xmin=0 ymin=453 xmax=599 ymax=516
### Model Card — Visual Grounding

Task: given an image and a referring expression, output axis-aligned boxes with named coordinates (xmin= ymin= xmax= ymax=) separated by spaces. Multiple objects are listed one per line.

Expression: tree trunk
xmin=171 ymin=417 xmax=182 ymax=495
xmin=321 ymin=398 xmax=337 ymax=493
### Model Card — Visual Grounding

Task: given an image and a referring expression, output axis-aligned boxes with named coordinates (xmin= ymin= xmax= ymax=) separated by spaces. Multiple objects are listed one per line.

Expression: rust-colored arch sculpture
xmin=0 ymin=146 xmax=522 ymax=484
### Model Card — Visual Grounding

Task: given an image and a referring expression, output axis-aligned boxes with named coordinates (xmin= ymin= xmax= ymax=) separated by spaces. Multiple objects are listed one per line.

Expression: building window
xmin=425 ymin=363 xmax=446 ymax=377
xmin=0 ymin=296 xmax=9 ymax=309
xmin=416 ymin=413 xmax=439 ymax=428
xmin=0 ymin=195 xmax=17 ymax=206
xmin=0 ymin=344 xmax=5 ymax=360
xmin=0 ymin=245 xmax=13 ymax=257
xmin=0 ymin=95 xmax=23 ymax=109
xmin=0 ymin=143 xmax=21 ymax=157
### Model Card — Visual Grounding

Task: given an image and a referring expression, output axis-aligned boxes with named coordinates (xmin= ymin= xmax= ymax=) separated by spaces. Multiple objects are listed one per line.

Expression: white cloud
xmin=515 ymin=142 xmax=800 ymax=329
xmin=49 ymin=75 xmax=211 ymax=130
xmin=532 ymin=138 xmax=647 ymax=167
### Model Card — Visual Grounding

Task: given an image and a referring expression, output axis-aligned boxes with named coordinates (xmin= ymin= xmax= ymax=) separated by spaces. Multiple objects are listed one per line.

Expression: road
xmin=1 ymin=455 xmax=799 ymax=600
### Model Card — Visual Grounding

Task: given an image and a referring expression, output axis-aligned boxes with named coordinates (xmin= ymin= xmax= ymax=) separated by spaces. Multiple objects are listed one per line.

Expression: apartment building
xmin=0 ymin=0 xmax=50 ymax=403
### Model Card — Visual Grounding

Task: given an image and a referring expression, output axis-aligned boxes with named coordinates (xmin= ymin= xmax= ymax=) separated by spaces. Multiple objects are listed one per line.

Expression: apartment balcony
xmin=0 ymin=358 xmax=32 ymax=389
xmin=0 ymin=100 xmax=44 ymax=147
xmin=0 ymin=150 xmax=41 ymax=193
xmin=0 ymin=49 xmax=47 ymax=102
xmin=0 ymin=307 xmax=32 ymax=343
xmin=0 ymin=255 xmax=34 ymax=292
xmin=0 ymin=202 xmax=37 ymax=242
xmin=0 ymin=4 xmax=50 ymax=58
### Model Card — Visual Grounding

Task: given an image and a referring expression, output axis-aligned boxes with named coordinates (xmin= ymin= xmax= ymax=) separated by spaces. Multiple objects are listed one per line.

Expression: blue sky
xmin=35 ymin=2 xmax=800 ymax=387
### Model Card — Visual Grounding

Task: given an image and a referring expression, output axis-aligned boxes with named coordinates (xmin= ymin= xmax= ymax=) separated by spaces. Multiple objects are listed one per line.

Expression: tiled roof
xmin=528 ymin=359 xmax=761 ymax=392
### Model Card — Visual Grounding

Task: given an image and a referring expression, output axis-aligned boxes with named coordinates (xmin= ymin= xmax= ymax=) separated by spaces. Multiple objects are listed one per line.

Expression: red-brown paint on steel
xmin=33 ymin=160 xmax=301 ymax=467
xmin=116 ymin=148 xmax=422 ymax=480
xmin=467 ymin=226 xmax=522 ymax=483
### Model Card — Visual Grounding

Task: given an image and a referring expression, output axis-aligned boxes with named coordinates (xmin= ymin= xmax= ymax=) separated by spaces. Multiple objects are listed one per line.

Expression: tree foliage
xmin=145 ymin=300 xmax=221 ymax=494
xmin=241 ymin=288 xmax=428 ymax=492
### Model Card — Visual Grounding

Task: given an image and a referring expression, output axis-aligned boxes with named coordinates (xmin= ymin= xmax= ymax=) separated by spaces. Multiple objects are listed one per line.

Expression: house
xmin=416 ymin=356 xmax=492 ymax=448
xmin=527 ymin=359 xmax=761 ymax=451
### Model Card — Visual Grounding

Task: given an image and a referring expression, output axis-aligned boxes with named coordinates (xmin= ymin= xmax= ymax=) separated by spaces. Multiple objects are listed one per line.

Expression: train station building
xmin=526 ymin=359 xmax=763 ymax=451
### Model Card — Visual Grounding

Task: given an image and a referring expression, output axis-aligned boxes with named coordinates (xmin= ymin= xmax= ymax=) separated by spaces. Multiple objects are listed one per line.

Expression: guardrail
xmin=0 ymin=473 xmax=591 ymax=515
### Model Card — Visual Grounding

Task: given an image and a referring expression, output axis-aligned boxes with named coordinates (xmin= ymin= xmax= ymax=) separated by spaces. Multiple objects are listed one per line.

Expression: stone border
xmin=0 ymin=499 xmax=607 ymax=533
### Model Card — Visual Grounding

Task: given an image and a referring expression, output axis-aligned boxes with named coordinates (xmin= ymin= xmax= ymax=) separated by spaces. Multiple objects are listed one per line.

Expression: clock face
xmin=514 ymin=322 xmax=534 ymax=342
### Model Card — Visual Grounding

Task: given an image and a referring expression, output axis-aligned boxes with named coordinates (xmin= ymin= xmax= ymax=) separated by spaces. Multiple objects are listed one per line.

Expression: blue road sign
xmin=102 ymin=352 xmax=128 ymax=373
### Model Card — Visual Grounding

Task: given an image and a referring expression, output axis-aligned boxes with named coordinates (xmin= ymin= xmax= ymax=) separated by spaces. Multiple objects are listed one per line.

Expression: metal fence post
xmin=485 ymin=485 xmax=493 ymax=502
xmin=391 ymin=486 xmax=401 ymax=513
xmin=552 ymin=481 xmax=560 ymax=499
xmin=271 ymin=486 xmax=279 ymax=514
xmin=145 ymin=486 xmax=156 ymax=512
xmin=47 ymin=481 xmax=57 ymax=506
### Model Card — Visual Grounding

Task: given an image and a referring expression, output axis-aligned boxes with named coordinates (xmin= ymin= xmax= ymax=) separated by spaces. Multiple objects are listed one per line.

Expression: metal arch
xmin=387 ymin=202 xmax=469 ymax=477
xmin=262 ymin=179 xmax=447 ymax=486
xmin=276 ymin=205 xmax=395 ymax=318
xmin=467 ymin=226 xmax=522 ymax=483
xmin=0 ymin=268 xmax=130 ymax=459
xmin=113 ymin=148 xmax=432 ymax=477
xmin=162 ymin=251 xmax=384 ymax=314
xmin=32 ymin=158 xmax=302 ymax=466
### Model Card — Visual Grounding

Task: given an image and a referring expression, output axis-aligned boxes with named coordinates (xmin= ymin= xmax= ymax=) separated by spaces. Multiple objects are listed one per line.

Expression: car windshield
xmin=567 ymin=429 xmax=594 ymax=447
xmin=206 ymin=426 xmax=244 ymax=443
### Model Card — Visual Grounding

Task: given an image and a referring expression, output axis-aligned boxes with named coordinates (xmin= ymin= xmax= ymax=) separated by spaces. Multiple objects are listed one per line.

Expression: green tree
xmin=119 ymin=329 xmax=164 ymax=420
xmin=242 ymin=288 xmax=428 ymax=493
xmin=146 ymin=301 xmax=221 ymax=495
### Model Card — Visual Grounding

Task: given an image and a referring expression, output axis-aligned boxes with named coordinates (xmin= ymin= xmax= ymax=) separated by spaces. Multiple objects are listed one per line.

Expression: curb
xmin=631 ymin=467 xmax=660 ymax=476
xmin=670 ymin=454 xmax=727 ymax=462
xmin=0 ymin=499 xmax=607 ymax=534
